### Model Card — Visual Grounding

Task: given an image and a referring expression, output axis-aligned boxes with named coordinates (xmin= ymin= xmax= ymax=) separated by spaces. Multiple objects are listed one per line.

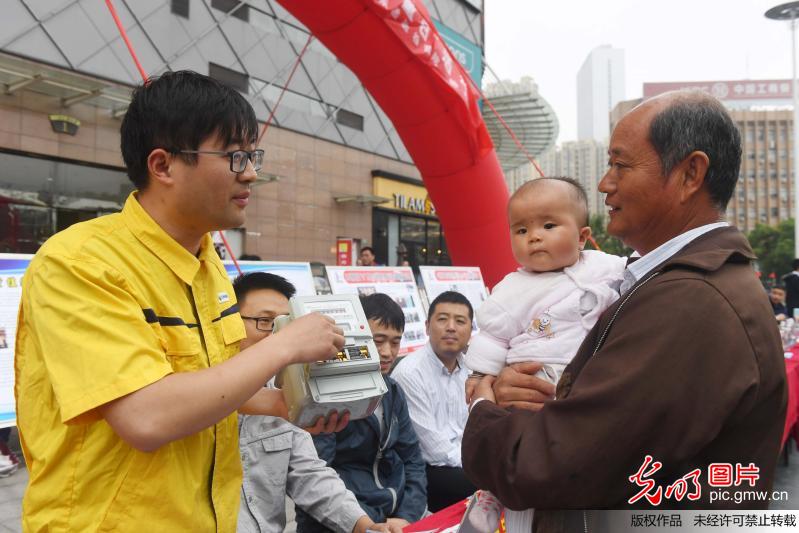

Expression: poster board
xmin=0 ymin=257 xmax=315 ymax=429
xmin=325 ymin=266 xmax=428 ymax=355
xmin=419 ymin=266 xmax=489 ymax=331
xmin=224 ymin=261 xmax=316 ymax=296
xmin=0 ymin=254 xmax=33 ymax=428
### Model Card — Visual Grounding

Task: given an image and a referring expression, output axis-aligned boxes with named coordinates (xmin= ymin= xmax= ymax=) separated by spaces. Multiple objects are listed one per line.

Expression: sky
xmin=484 ymin=0 xmax=793 ymax=143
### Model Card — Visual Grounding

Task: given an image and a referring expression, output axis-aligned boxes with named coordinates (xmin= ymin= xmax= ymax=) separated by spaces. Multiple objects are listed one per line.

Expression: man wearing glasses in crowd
xmin=235 ymin=272 xmax=400 ymax=533
xmin=15 ymin=71 xmax=344 ymax=532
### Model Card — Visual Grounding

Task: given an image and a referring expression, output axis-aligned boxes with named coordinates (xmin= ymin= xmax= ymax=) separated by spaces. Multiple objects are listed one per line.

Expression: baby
xmin=465 ymin=177 xmax=626 ymax=533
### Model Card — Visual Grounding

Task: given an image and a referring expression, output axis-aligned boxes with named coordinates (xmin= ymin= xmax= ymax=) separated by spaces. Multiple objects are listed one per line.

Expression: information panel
xmin=0 ymin=254 xmax=33 ymax=428
xmin=224 ymin=261 xmax=316 ymax=296
xmin=326 ymin=267 xmax=428 ymax=355
xmin=419 ymin=266 xmax=488 ymax=331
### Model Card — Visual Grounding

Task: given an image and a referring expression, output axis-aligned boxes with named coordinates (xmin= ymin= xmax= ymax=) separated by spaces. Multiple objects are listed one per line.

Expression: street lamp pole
xmin=766 ymin=2 xmax=799 ymax=256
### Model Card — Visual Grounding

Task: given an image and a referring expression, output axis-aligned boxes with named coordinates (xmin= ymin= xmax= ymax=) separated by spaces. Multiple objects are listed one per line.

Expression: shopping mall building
xmin=0 ymin=0 xmax=490 ymax=267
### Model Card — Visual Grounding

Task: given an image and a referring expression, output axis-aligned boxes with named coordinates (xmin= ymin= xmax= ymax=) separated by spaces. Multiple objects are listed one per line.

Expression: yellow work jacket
xmin=15 ymin=193 xmax=245 ymax=532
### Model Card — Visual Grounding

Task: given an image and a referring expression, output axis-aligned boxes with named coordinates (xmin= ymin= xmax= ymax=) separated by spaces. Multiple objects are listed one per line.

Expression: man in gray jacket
xmin=234 ymin=272 xmax=401 ymax=533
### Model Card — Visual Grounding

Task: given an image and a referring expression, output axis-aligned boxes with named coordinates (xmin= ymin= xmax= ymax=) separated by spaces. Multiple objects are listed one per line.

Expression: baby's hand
xmin=465 ymin=376 xmax=479 ymax=404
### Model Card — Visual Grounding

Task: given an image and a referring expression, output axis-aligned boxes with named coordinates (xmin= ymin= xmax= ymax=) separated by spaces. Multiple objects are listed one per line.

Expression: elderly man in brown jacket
xmin=462 ymin=91 xmax=787 ymax=532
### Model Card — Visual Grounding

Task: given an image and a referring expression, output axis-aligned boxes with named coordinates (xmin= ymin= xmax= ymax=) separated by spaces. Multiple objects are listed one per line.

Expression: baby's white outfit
xmin=465 ymin=250 xmax=626 ymax=533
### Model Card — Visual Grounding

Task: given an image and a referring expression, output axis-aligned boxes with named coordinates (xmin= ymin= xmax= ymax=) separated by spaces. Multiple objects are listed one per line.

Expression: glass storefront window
xmin=400 ymin=216 xmax=426 ymax=243
xmin=0 ymin=202 xmax=53 ymax=253
xmin=373 ymin=209 xmax=451 ymax=267
xmin=0 ymin=151 xmax=130 ymax=254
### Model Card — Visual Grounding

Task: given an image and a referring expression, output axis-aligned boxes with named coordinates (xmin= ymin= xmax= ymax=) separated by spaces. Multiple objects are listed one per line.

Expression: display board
xmin=419 ymin=266 xmax=489 ymax=331
xmin=0 ymin=254 xmax=33 ymax=428
xmin=224 ymin=261 xmax=316 ymax=296
xmin=326 ymin=267 xmax=428 ymax=355
xmin=0 ymin=257 xmax=315 ymax=429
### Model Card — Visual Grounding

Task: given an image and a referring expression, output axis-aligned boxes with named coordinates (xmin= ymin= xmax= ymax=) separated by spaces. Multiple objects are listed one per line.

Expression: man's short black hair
xmin=233 ymin=272 xmax=296 ymax=303
xmin=360 ymin=246 xmax=375 ymax=255
xmin=427 ymin=291 xmax=473 ymax=321
xmin=121 ymin=70 xmax=259 ymax=190
xmin=648 ymin=91 xmax=742 ymax=210
xmin=360 ymin=293 xmax=405 ymax=333
xmin=793 ymin=258 xmax=799 ymax=271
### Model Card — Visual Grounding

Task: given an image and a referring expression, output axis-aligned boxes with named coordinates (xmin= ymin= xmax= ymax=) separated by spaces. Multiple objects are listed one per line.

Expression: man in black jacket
xmin=782 ymin=259 xmax=799 ymax=319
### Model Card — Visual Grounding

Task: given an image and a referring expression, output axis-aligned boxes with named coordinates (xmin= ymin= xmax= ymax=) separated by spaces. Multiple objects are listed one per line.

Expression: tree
xmin=588 ymin=214 xmax=633 ymax=257
xmin=748 ymin=218 xmax=794 ymax=284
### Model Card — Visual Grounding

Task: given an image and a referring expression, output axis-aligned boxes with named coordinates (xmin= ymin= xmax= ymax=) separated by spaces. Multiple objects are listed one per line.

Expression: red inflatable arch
xmin=277 ymin=0 xmax=515 ymax=287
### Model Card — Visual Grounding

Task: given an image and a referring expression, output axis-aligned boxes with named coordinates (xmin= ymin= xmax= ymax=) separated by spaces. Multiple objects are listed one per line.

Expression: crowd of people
xmin=11 ymin=70 xmax=789 ymax=533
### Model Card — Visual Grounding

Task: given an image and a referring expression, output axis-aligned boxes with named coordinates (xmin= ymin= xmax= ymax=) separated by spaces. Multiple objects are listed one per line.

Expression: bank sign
xmin=433 ymin=20 xmax=482 ymax=88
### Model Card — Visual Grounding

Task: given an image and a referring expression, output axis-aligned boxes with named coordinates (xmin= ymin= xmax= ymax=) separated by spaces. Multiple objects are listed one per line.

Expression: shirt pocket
xmin=151 ymin=322 xmax=203 ymax=372
xmin=240 ymin=430 xmax=294 ymax=531
xmin=219 ymin=313 xmax=246 ymax=359
xmin=257 ymin=431 xmax=294 ymax=487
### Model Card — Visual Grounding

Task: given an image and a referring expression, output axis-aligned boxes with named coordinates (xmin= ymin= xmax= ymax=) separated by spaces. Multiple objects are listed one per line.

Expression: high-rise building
xmin=641 ymin=80 xmax=795 ymax=233
xmin=534 ymin=140 xmax=608 ymax=219
xmin=510 ymin=139 xmax=608 ymax=220
xmin=730 ymin=109 xmax=793 ymax=232
xmin=577 ymin=45 xmax=625 ymax=142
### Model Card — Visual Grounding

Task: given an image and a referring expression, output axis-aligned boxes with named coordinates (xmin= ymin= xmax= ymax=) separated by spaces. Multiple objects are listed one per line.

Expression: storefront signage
xmin=643 ymin=80 xmax=793 ymax=102
xmin=392 ymin=193 xmax=435 ymax=215
xmin=432 ymin=20 xmax=482 ymax=88
xmin=335 ymin=238 xmax=356 ymax=266
xmin=373 ymin=176 xmax=437 ymax=217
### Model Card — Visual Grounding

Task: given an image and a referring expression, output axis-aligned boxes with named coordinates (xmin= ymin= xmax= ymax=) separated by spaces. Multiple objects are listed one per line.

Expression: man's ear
xmin=147 ymin=148 xmax=174 ymax=187
xmin=677 ymin=150 xmax=710 ymax=203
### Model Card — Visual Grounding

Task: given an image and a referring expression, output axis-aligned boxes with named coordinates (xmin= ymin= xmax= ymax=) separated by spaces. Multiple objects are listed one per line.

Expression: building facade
xmin=641 ymin=80 xmax=795 ymax=233
xmin=729 ymin=109 xmax=793 ymax=232
xmin=533 ymin=139 xmax=608 ymax=219
xmin=577 ymin=44 xmax=625 ymax=142
xmin=0 ymin=0 xmax=484 ymax=267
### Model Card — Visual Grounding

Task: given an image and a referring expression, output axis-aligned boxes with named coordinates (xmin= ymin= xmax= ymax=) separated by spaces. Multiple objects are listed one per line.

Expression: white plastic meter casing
xmin=275 ymin=294 xmax=388 ymax=427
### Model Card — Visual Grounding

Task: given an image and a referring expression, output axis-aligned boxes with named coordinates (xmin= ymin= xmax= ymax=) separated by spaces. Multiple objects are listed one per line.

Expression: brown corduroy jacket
xmin=462 ymin=227 xmax=787 ymax=533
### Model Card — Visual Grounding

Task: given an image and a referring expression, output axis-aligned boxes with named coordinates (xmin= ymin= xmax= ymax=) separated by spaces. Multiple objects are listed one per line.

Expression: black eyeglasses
xmin=241 ymin=315 xmax=275 ymax=333
xmin=178 ymin=149 xmax=264 ymax=173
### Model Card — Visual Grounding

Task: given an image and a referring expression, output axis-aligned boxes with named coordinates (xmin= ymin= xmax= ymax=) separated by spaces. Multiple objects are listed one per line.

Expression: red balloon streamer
xmin=257 ymin=35 xmax=314 ymax=146
xmin=104 ymin=0 xmax=148 ymax=82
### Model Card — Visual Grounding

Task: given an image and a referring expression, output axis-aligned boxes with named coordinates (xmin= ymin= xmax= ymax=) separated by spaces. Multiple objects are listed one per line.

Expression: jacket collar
xmin=121 ymin=192 xmax=216 ymax=285
xmin=658 ymin=226 xmax=756 ymax=274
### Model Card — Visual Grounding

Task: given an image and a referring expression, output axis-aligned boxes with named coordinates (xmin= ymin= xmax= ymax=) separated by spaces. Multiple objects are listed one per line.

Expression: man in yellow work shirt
xmin=15 ymin=71 xmax=344 ymax=532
